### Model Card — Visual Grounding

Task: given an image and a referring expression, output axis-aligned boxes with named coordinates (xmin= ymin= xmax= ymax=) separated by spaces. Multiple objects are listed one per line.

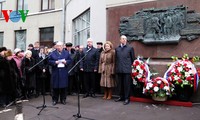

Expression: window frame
xmin=41 ymin=0 xmax=55 ymax=11
xmin=0 ymin=32 xmax=4 ymax=47
xmin=0 ymin=1 xmax=4 ymax=18
xmin=15 ymin=30 xmax=27 ymax=51
xmin=39 ymin=26 xmax=54 ymax=47
xmin=72 ymin=9 xmax=90 ymax=46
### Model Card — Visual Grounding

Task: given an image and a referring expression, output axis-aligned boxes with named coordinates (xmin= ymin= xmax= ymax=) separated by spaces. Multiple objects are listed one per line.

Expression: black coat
xmin=80 ymin=46 xmax=99 ymax=72
xmin=8 ymin=58 xmax=22 ymax=98
xmin=0 ymin=56 xmax=11 ymax=94
xmin=67 ymin=49 xmax=76 ymax=76
xmin=38 ymin=54 xmax=49 ymax=77
xmin=115 ymin=44 xmax=135 ymax=73
xmin=21 ymin=57 xmax=36 ymax=88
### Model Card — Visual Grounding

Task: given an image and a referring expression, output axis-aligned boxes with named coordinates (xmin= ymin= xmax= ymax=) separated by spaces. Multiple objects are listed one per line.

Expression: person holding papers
xmin=48 ymin=41 xmax=72 ymax=105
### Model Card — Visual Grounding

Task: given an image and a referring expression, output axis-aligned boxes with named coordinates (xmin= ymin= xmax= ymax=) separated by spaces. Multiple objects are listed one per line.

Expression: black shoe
xmin=61 ymin=100 xmax=66 ymax=105
xmin=90 ymin=93 xmax=96 ymax=98
xmin=114 ymin=97 xmax=124 ymax=102
xmin=83 ymin=93 xmax=89 ymax=98
xmin=0 ymin=103 xmax=6 ymax=108
xmin=123 ymin=99 xmax=130 ymax=105
xmin=35 ymin=93 xmax=39 ymax=98
xmin=52 ymin=101 xmax=57 ymax=106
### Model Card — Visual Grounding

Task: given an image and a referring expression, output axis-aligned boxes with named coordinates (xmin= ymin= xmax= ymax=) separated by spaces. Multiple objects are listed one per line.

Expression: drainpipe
xmin=62 ymin=0 xmax=66 ymax=44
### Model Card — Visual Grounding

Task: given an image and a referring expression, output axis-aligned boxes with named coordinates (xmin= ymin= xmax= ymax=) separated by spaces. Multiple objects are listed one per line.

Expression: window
xmin=40 ymin=27 xmax=54 ymax=47
xmin=15 ymin=30 xmax=26 ymax=51
xmin=17 ymin=0 xmax=28 ymax=10
xmin=0 ymin=1 xmax=5 ymax=18
xmin=41 ymin=0 xmax=55 ymax=11
xmin=73 ymin=10 xmax=90 ymax=46
xmin=0 ymin=32 xmax=3 ymax=47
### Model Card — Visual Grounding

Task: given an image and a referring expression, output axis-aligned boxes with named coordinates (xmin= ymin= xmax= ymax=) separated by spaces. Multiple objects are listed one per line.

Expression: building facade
xmin=0 ymin=0 xmax=107 ymax=50
xmin=0 ymin=0 xmax=152 ymax=50
xmin=0 ymin=0 xmax=62 ymax=50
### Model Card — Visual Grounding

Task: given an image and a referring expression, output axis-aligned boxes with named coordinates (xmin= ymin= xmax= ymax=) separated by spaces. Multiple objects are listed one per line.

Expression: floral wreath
xmin=131 ymin=57 xmax=150 ymax=84
xmin=143 ymin=77 xmax=175 ymax=97
xmin=164 ymin=54 xmax=199 ymax=92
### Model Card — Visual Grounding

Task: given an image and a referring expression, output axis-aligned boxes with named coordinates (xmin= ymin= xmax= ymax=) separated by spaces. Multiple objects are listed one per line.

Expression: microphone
xmin=86 ymin=48 xmax=91 ymax=53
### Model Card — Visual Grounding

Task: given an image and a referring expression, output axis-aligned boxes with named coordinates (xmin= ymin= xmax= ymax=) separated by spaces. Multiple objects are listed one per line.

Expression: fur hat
xmin=14 ymin=48 xmax=21 ymax=54
xmin=96 ymin=42 xmax=103 ymax=45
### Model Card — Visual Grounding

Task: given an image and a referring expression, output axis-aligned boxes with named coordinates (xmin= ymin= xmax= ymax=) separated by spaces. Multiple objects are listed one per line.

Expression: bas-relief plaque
xmin=119 ymin=5 xmax=200 ymax=45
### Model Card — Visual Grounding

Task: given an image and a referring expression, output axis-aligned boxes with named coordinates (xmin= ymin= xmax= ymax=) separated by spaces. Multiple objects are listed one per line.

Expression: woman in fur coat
xmin=98 ymin=41 xmax=116 ymax=100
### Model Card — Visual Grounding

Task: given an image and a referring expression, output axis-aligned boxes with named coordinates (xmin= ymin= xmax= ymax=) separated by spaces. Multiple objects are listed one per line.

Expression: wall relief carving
xmin=119 ymin=5 xmax=200 ymax=44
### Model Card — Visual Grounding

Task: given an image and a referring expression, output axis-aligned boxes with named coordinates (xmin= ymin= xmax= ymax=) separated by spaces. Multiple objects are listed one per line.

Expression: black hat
xmin=0 ymin=47 xmax=7 ymax=52
xmin=65 ymin=42 xmax=73 ymax=47
xmin=52 ymin=41 xmax=58 ymax=46
xmin=75 ymin=45 xmax=80 ymax=48
xmin=28 ymin=44 xmax=33 ymax=47
xmin=96 ymin=42 xmax=103 ymax=45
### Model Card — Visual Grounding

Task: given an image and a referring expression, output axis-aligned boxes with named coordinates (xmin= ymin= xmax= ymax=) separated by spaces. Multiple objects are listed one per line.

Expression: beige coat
xmin=98 ymin=49 xmax=116 ymax=87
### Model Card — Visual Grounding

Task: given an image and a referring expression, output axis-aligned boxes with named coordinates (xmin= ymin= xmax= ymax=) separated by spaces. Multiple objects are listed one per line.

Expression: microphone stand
xmin=29 ymin=50 xmax=58 ymax=115
xmin=68 ymin=49 xmax=94 ymax=120
xmin=28 ymin=49 xmax=55 ymax=71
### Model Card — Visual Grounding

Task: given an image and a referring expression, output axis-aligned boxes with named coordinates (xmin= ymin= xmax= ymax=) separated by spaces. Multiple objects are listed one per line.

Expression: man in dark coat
xmin=48 ymin=41 xmax=72 ymax=105
xmin=80 ymin=38 xmax=99 ymax=98
xmin=65 ymin=42 xmax=77 ymax=95
xmin=31 ymin=41 xmax=41 ymax=97
xmin=115 ymin=35 xmax=135 ymax=105
xmin=95 ymin=42 xmax=103 ymax=94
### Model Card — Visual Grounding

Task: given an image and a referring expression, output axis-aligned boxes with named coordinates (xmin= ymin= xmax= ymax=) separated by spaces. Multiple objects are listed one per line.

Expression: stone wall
xmin=107 ymin=0 xmax=200 ymax=76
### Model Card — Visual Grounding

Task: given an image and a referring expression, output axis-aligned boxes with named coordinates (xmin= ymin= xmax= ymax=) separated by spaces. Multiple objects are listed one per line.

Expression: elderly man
xmin=115 ymin=35 xmax=135 ymax=105
xmin=80 ymin=38 xmax=99 ymax=98
xmin=48 ymin=41 xmax=72 ymax=105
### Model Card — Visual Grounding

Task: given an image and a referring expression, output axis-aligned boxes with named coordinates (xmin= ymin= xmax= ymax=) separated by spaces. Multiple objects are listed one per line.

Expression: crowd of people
xmin=0 ymin=35 xmax=135 ymax=107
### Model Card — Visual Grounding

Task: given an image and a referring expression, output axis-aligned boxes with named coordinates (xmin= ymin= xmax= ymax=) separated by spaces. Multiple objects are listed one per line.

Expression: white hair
xmin=121 ymin=35 xmax=127 ymax=40
xmin=24 ymin=50 xmax=32 ymax=56
xmin=87 ymin=38 xmax=93 ymax=42
xmin=56 ymin=41 xmax=63 ymax=46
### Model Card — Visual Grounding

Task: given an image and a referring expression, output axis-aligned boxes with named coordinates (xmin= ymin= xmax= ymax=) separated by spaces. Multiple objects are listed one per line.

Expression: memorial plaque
xmin=119 ymin=5 xmax=200 ymax=44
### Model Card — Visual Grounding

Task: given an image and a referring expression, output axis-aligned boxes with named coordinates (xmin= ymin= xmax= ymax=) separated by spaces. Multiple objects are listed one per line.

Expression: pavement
xmin=0 ymin=94 xmax=200 ymax=120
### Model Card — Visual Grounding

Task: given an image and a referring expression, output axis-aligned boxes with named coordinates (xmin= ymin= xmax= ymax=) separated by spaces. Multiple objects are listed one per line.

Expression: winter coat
xmin=0 ymin=56 xmax=11 ymax=94
xmin=21 ymin=57 xmax=36 ymax=88
xmin=99 ymin=49 xmax=116 ymax=87
xmin=12 ymin=55 xmax=23 ymax=77
xmin=48 ymin=49 xmax=72 ymax=88
xmin=67 ymin=49 xmax=76 ymax=76
xmin=38 ymin=54 xmax=49 ymax=78
xmin=80 ymin=46 xmax=99 ymax=72
xmin=115 ymin=44 xmax=135 ymax=73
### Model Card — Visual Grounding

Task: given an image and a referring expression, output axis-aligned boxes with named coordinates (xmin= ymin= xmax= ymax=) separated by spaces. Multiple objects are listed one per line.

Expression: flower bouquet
xmin=143 ymin=77 xmax=174 ymax=101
